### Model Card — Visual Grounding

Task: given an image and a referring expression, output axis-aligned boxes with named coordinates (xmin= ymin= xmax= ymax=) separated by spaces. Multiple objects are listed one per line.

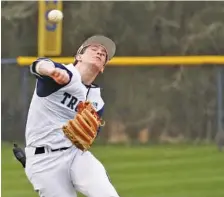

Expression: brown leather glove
xmin=62 ymin=101 xmax=105 ymax=151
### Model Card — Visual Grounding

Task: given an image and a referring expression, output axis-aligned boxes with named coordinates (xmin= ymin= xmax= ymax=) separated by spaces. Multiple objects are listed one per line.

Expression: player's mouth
xmin=94 ymin=56 xmax=101 ymax=61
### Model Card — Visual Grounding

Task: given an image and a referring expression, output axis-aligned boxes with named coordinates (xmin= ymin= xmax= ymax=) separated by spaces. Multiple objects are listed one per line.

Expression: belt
xmin=35 ymin=147 xmax=69 ymax=155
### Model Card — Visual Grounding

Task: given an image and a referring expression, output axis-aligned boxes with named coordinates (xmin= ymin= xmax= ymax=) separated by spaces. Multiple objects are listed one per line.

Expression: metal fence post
xmin=216 ymin=66 xmax=224 ymax=151
xmin=21 ymin=66 xmax=29 ymax=131
xmin=217 ymin=66 xmax=223 ymax=133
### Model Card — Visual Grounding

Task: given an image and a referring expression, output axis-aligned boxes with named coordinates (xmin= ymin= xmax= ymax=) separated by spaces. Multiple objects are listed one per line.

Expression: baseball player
xmin=24 ymin=35 xmax=120 ymax=197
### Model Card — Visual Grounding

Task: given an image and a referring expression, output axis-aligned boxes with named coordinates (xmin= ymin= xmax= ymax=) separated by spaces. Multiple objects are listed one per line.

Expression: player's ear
xmin=100 ymin=65 xmax=105 ymax=73
xmin=76 ymin=54 xmax=82 ymax=62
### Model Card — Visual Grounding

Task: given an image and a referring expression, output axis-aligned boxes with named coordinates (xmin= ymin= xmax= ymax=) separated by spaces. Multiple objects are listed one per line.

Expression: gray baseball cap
xmin=77 ymin=35 xmax=116 ymax=60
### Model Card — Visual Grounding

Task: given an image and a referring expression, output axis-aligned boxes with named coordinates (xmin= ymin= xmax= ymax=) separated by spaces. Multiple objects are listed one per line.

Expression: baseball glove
xmin=62 ymin=101 xmax=105 ymax=151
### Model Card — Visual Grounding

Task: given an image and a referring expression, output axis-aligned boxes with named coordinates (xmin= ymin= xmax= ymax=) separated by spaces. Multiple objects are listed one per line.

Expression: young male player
xmin=24 ymin=35 xmax=120 ymax=197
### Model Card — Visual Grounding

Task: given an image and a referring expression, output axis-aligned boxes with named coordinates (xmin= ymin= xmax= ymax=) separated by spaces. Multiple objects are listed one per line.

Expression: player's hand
xmin=49 ymin=68 xmax=70 ymax=85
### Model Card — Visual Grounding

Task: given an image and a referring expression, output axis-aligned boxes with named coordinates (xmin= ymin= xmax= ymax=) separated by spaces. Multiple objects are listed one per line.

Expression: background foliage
xmin=2 ymin=1 xmax=224 ymax=143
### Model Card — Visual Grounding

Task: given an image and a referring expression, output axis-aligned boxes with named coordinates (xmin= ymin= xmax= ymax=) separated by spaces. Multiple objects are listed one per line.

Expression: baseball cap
xmin=77 ymin=35 xmax=116 ymax=60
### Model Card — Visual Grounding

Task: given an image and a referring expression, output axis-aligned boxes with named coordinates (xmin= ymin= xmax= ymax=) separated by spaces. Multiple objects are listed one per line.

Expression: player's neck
xmin=75 ymin=63 xmax=98 ymax=85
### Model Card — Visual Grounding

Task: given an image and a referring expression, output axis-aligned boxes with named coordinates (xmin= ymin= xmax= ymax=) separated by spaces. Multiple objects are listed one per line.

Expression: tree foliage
xmin=2 ymin=1 xmax=224 ymax=143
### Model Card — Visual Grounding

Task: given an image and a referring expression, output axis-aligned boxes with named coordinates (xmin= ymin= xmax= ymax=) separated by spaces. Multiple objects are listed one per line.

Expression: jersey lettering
xmin=67 ymin=96 xmax=78 ymax=110
xmin=61 ymin=92 xmax=78 ymax=110
xmin=61 ymin=92 xmax=71 ymax=104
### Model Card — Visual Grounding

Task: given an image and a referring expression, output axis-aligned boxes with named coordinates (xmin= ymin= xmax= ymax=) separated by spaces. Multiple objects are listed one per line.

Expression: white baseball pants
xmin=25 ymin=146 xmax=120 ymax=197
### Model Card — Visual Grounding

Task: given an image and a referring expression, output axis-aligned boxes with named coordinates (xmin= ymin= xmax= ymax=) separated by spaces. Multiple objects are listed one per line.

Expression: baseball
xmin=48 ymin=9 xmax=63 ymax=23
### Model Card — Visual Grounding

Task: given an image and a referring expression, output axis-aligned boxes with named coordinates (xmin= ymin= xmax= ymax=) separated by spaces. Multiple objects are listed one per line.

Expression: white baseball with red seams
xmin=48 ymin=9 xmax=63 ymax=23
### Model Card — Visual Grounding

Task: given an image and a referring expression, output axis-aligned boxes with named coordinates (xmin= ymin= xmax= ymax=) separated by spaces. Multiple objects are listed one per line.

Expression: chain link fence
xmin=2 ymin=1 xmax=224 ymax=146
xmin=2 ymin=62 xmax=223 ymax=145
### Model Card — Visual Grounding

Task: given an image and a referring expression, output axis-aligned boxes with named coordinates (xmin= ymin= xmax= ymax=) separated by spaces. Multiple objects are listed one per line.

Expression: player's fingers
xmin=61 ymin=70 xmax=70 ymax=82
xmin=54 ymin=70 xmax=69 ymax=84
xmin=51 ymin=68 xmax=60 ymax=77
xmin=51 ymin=72 xmax=63 ymax=84
xmin=55 ymin=76 xmax=65 ymax=84
xmin=58 ymin=70 xmax=68 ymax=81
xmin=62 ymin=70 xmax=70 ymax=82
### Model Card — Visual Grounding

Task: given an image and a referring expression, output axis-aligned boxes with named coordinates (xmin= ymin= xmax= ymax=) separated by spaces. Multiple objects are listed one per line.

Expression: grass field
xmin=2 ymin=142 xmax=224 ymax=197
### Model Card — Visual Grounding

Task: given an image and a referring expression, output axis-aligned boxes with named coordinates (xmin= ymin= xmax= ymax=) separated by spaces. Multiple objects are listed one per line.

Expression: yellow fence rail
xmin=17 ymin=56 xmax=224 ymax=66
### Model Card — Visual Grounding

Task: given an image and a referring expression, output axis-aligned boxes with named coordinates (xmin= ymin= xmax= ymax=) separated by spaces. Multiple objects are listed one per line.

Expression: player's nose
xmin=96 ymin=51 xmax=104 ymax=58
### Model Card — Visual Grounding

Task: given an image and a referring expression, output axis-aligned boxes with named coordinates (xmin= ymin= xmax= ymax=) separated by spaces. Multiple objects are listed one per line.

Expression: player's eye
xmin=91 ymin=47 xmax=97 ymax=51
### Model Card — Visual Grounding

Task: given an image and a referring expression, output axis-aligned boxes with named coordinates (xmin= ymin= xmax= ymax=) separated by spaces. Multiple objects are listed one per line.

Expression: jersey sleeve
xmin=97 ymin=105 xmax=104 ymax=118
xmin=96 ymin=104 xmax=105 ymax=135
xmin=30 ymin=58 xmax=72 ymax=79
xmin=30 ymin=58 xmax=73 ymax=97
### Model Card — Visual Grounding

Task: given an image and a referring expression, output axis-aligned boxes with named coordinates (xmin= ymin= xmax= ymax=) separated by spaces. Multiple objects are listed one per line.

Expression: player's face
xmin=80 ymin=44 xmax=108 ymax=72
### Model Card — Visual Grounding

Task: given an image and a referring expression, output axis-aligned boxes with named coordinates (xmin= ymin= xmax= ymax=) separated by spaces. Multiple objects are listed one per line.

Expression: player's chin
xmin=91 ymin=61 xmax=104 ymax=71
